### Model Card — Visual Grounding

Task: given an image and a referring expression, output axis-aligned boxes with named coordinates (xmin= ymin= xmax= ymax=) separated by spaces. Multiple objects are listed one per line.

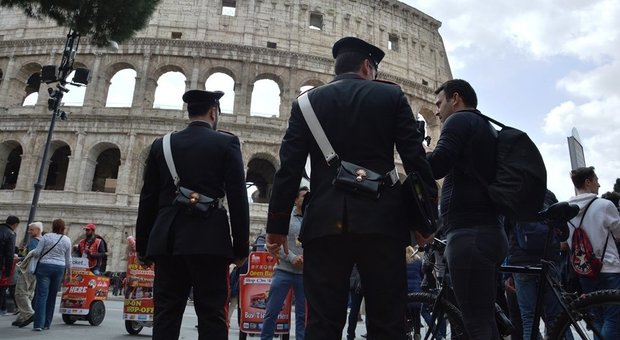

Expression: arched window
xmin=44 ymin=145 xmax=71 ymax=190
xmin=105 ymin=69 xmax=136 ymax=107
xmin=22 ymin=92 xmax=38 ymax=106
xmin=153 ymin=71 xmax=186 ymax=110
xmin=250 ymin=79 xmax=280 ymax=117
xmin=61 ymin=70 xmax=87 ymax=106
xmin=22 ymin=72 xmax=41 ymax=106
xmin=246 ymin=157 xmax=276 ymax=203
xmin=91 ymin=147 xmax=121 ymax=193
xmin=0 ymin=144 xmax=22 ymax=190
xmin=205 ymin=72 xmax=235 ymax=114
xmin=299 ymin=85 xmax=314 ymax=94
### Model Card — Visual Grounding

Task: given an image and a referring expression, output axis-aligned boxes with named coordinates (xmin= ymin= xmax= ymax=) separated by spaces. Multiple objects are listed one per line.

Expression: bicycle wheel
xmin=548 ymin=289 xmax=620 ymax=340
xmin=407 ymin=292 xmax=468 ymax=340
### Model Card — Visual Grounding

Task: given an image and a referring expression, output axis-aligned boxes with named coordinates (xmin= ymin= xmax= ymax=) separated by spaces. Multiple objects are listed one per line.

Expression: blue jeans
xmin=514 ymin=271 xmax=573 ymax=340
xmin=261 ymin=269 xmax=305 ymax=340
xmin=579 ymin=272 xmax=620 ymax=339
xmin=445 ymin=225 xmax=508 ymax=340
xmin=34 ymin=263 xmax=65 ymax=329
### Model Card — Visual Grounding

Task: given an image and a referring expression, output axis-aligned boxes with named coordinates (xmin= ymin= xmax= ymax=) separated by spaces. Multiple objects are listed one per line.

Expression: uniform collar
xmin=188 ymin=120 xmax=213 ymax=129
xmin=332 ymin=73 xmax=366 ymax=82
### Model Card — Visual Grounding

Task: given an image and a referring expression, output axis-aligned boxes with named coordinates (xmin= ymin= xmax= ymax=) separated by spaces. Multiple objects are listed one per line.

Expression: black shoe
xmin=19 ymin=315 xmax=34 ymax=328
xmin=12 ymin=320 xmax=20 ymax=326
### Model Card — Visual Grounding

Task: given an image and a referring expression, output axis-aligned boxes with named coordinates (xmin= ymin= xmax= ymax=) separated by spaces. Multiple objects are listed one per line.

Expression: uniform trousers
xmin=153 ymin=254 xmax=230 ymax=340
xmin=303 ymin=233 xmax=408 ymax=340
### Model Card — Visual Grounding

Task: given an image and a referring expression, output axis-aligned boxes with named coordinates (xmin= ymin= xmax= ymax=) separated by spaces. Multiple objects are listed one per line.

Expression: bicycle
xmin=407 ymin=201 xmax=620 ymax=340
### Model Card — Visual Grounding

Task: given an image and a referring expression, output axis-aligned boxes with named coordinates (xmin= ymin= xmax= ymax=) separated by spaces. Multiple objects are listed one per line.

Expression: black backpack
xmin=471 ymin=111 xmax=547 ymax=220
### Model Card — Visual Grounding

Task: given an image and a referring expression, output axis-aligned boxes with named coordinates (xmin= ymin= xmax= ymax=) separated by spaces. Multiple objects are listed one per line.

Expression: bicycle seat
xmin=540 ymin=201 xmax=579 ymax=222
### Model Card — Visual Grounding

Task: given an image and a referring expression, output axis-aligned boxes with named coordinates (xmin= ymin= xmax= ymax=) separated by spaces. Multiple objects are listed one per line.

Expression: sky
xmin=403 ymin=0 xmax=620 ymax=201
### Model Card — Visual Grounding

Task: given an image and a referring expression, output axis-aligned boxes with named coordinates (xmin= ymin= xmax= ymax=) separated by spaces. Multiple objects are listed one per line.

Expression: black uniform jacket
xmin=136 ymin=120 xmax=249 ymax=259
xmin=266 ymin=73 xmax=436 ymax=246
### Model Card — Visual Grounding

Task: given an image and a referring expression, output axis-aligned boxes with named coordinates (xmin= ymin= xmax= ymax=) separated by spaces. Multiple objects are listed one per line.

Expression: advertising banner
xmin=123 ymin=250 xmax=155 ymax=321
xmin=60 ymin=269 xmax=109 ymax=315
xmin=239 ymin=251 xmax=292 ymax=334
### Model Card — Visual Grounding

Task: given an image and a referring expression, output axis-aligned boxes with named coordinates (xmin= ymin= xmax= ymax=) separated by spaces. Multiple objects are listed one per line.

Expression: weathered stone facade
xmin=0 ymin=0 xmax=451 ymax=272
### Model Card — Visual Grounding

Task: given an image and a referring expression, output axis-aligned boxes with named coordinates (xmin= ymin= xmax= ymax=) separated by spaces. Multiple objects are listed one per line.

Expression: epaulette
xmin=217 ymin=129 xmax=237 ymax=136
xmin=373 ymin=79 xmax=399 ymax=86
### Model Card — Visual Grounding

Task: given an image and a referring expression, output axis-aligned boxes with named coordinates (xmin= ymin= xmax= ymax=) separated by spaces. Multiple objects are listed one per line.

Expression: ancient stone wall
xmin=0 ymin=0 xmax=451 ymax=272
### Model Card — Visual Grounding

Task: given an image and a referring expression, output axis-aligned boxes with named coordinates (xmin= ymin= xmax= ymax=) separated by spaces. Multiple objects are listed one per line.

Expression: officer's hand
xmin=233 ymin=257 xmax=246 ymax=267
xmin=266 ymin=233 xmax=288 ymax=260
xmin=504 ymin=277 xmax=516 ymax=293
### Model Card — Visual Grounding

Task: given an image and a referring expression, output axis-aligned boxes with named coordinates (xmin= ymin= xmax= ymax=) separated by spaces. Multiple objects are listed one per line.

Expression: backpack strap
xmin=568 ymin=197 xmax=597 ymax=229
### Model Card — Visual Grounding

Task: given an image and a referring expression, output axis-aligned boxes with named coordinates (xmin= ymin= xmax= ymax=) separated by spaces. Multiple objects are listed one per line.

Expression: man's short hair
xmin=6 ymin=215 xmax=19 ymax=226
xmin=435 ymin=79 xmax=478 ymax=108
xmin=188 ymin=103 xmax=219 ymax=117
xmin=334 ymin=52 xmax=368 ymax=75
xmin=570 ymin=166 xmax=596 ymax=189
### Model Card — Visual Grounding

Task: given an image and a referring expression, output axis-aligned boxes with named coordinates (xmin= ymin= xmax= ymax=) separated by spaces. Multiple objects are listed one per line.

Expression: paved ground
xmin=0 ymin=293 xmax=369 ymax=339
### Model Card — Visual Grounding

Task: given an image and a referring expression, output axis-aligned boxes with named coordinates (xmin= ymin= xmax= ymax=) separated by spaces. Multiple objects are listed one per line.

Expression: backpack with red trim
xmin=568 ymin=198 xmax=609 ymax=279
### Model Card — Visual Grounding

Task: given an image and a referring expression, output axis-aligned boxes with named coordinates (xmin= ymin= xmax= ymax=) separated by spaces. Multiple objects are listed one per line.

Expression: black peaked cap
xmin=332 ymin=36 xmax=385 ymax=65
xmin=182 ymin=90 xmax=225 ymax=106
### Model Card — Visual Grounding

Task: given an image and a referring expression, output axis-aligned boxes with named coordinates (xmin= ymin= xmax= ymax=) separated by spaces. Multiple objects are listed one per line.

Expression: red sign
xmin=123 ymin=251 xmax=155 ymax=321
xmin=60 ymin=269 xmax=109 ymax=315
xmin=238 ymin=251 xmax=292 ymax=334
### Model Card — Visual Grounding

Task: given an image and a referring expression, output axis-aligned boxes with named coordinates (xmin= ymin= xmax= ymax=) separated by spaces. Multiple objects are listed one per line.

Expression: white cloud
xmin=404 ymin=0 xmax=620 ymax=198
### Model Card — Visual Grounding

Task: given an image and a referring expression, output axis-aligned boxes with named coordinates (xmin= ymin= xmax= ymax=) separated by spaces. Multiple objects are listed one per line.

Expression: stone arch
xmin=62 ymin=69 xmax=87 ymax=106
xmin=133 ymin=146 xmax=151 ymax=194
xmin=0 ymin=140 xmax=23 ymax=190
xmin=205 ymin=71 xmax=235 ymax=114
xmin=151 ymin=64 xmax=187 ymax=81
xmin=418 ymin=106 xmax=439 ymax=147
xmin=153 ymin=69 xmax=187 ymax=110
xmin=250 ymin=73 xmax=283 ymax=117
xmin=205 ymin=67 xmax=237 ymax=84
xmin=83 ymin=142 xmax=122 ymax=192
xmin=246 ymin=153 xmax=277 ymax=203
xmin=10 ymin=62 xmax=42 ymax=106
xmin=103 ymin=62 xmax=137 ymax=108
xmin=44 ymin=141 xmax=72 ymax=191
xmin=299 ymin=78 xmax=325 ymax=88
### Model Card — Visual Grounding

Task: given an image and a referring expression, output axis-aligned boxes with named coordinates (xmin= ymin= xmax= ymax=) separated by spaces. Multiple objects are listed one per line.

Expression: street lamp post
xmin=22 ymin=29 xmax=89 ymax=247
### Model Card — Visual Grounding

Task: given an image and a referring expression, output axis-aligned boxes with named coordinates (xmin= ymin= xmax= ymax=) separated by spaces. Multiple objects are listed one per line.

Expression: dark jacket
xmin=0 ymin=223 xmax=16 ymax=277
xmin=266 ymin=73 xmax=436 ymax=246
xmin=427 ymin=110 xmax=500 ymax=230
xmin=136 ymin=120 xmax=250 ymax=259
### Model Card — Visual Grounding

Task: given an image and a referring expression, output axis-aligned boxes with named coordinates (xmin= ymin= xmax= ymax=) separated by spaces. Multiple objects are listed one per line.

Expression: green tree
xmin=0 ymin=0 xmax=161 ymax=46
xmin=614 ymin=178 xmax=620 ymax=193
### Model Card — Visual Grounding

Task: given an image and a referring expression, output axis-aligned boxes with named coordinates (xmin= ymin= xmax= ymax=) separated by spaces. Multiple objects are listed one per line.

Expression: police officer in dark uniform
xmin=266 ymin=37 xmax=436 ymax=339
xmin=136 ymin=90 xmax=249 ymax=340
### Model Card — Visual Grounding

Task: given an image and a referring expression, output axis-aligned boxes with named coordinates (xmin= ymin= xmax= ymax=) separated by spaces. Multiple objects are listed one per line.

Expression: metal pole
xmin=22 ymin=29 xmax=78 ymax=248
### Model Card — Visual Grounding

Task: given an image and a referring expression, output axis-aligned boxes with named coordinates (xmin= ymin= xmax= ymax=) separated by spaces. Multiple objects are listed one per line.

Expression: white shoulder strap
xmin=162 ymin=132 xmax=180 ymax=186
xmin=297 ymin=92 xmax=338 ymax=165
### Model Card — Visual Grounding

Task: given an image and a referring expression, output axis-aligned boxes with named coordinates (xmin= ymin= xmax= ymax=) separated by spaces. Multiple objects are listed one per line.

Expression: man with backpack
xmin=427 ymin=79 xmax=508 ymax=339
xmin=567 ymin=166 xmax=620 ymax=339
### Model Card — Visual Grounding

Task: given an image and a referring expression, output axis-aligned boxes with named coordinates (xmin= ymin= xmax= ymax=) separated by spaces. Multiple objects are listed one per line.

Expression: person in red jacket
xmin=76 ymin=224 xmax=106 ymax=275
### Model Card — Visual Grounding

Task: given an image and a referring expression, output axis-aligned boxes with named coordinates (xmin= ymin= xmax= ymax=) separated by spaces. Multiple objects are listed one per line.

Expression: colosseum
xmin=0 ymin=0 xmax=452 ymax=272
